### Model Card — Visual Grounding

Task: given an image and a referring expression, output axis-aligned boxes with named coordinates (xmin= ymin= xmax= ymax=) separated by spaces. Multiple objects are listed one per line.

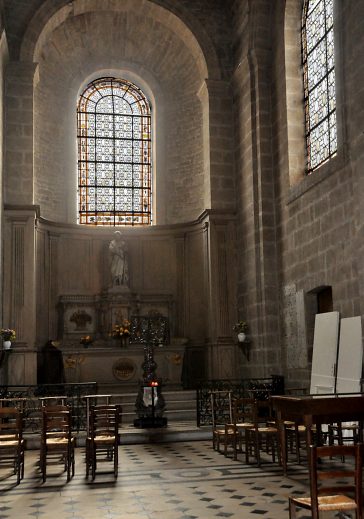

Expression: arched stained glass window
xmin=302 ymin=0 xmax=337 ymax=172
xmin=77 ymin=77 xmax=152 ymax=225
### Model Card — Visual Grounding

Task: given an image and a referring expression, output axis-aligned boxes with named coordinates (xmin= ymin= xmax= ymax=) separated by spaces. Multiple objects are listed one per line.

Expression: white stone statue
xmin=109 ymin=231 xmax=129 ymax=287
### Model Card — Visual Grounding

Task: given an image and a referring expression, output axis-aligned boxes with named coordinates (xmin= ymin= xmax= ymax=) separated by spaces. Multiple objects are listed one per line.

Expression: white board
xmin=336 ymin=316 xmax=363 ymax=393
xmin=310 ymin=311 xmax=340 ymax=394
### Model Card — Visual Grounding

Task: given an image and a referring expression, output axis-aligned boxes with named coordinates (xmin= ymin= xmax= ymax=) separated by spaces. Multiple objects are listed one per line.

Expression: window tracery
xmin=302 ymin=0 xmax=337 ymax=172
xmin=77 ymin=77 xmax=152 ymax=225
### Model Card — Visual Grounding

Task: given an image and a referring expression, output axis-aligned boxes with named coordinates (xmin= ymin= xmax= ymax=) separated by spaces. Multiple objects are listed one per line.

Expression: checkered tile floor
xmin=0 ymin=440 xmax=345 ymax=519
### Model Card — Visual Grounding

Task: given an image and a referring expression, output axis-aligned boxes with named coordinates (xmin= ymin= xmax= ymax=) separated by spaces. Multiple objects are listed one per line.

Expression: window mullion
xmin=111 ymin=80 xmax=116 ymax=226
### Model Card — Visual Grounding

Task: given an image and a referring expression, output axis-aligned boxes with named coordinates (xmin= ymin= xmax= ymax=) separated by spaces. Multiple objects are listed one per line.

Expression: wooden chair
xmin=328 ymin=421 xmax=362 ymax=447
xmin=289 ymin=443 xmax=363 ymax=519
xmin=211 ymin=390 xmax=233 ymax=453
xmin=40 ymin=405 xmax=75 ymax=482
xmin=245 ymin=398 xmax=280 ymax=466
xmin=83 ymin=394 xmax=112 ymax=435
xmin=39 ymin=396 xmax=68 ymax=407
xmin=285 ymin=421 xmax=307 ymax=463
xmin=0 ymin=407 xmax=25 ymax=485
xmin=85 ymin=405 xmax=120 ymax=480
xmin=223 ymin=398 xmax=255 ymax=460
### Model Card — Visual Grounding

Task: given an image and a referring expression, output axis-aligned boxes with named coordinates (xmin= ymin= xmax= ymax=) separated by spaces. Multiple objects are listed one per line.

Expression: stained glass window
xmin=302 ymin=0 xmax=337 ymax=172
xmin=77 ymin=77 xmax=152 ymax=225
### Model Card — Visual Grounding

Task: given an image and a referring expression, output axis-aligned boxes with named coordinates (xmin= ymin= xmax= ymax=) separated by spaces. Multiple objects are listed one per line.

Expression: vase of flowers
xmin=233 ymin=321 xmax=248 ymax=342
xmin=111 ymin=319 xmax=131 ymax=347
xmin=1 ymin=328 xmax=16 ymax=349
xmin=80 ymin=335 xmax=93 ymax=348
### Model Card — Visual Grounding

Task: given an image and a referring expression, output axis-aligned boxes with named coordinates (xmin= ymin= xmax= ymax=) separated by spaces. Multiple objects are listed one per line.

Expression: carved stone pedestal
xmin=134 ymin=342 xmax=167 ymax=428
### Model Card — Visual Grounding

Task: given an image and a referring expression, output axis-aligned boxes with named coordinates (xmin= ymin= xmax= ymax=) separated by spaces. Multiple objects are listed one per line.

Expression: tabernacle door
xmin=336 ymin=316 xmax=363 ymax=393
xmin=310 ymin=311 xmax=340 ymax=394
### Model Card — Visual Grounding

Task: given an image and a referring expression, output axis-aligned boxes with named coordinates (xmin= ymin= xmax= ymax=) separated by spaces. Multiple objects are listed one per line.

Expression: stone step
xmin=121 ymin=409 xmax=196 ymax=423
xmin=113 ymin=389 xmax=197 ymax=424
xmin=107 ymin=389 xmax=197 ymax=402
xmin=119 ymin=397 xmax=196 ymax=410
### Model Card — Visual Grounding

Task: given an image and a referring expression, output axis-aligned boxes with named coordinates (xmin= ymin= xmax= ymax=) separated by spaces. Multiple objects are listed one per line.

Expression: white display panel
xmin=310 ymin=311 xmax=340 ymax=394
xmin=336 ymin=316 xmax=363 ymax=393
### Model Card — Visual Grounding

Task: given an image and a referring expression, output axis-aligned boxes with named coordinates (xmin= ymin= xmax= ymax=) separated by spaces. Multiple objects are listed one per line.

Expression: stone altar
xmin=61 ymin=341 xmax=186 ymax=391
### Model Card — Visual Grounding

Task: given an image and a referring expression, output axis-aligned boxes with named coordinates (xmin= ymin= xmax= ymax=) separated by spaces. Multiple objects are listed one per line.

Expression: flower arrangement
xmin=80 ymin=335 xmax=93 ymax=346
xmin=233 ymin=321 xmax=248 ymax=334
xmin=0 ymin=328 xmax=16 ymax=341
xmin=111 ymin=319 xmax=131 ymax=339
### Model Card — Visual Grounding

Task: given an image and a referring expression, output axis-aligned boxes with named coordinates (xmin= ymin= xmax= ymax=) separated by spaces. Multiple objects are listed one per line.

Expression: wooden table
xmin=271 ymin=393 xmax=364 ymax=474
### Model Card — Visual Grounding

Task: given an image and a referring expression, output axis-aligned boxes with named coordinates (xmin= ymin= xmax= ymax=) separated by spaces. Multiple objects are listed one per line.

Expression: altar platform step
xmin=118 ymin=420 xmax=211 ymax=444
xmin=24 ymin=421 xmax=211 ymax=449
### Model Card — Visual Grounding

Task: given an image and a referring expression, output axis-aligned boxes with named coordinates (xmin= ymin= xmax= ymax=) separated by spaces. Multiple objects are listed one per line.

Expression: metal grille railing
xmin=0 ymin=382 xmax=97 ymax=433
xmin=196 ymin=375 xmax=285 ymax=426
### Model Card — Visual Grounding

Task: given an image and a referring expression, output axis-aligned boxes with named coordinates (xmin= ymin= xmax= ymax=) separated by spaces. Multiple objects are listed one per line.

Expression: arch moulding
xmin=19 ymin=0 xmax=221 ymax=81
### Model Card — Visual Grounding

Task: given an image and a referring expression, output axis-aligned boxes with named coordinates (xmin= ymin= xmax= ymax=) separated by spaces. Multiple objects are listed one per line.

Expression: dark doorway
xmin=317 ymin=286 xmax=333 ymax=313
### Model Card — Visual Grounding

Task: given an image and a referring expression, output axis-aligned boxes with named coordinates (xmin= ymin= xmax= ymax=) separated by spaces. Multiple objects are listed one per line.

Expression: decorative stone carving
xmin=59 ymin=296 xmax=98 ymax=336
xmin=69 ymin=310 xmax=92 ymax=331
xmin=112 ymin=358 xmax=136 ymax=381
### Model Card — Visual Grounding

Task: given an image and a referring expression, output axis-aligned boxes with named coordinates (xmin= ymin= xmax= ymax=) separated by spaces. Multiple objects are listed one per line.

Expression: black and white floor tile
xmin=0 ymin=440 xmax=344 ymax=518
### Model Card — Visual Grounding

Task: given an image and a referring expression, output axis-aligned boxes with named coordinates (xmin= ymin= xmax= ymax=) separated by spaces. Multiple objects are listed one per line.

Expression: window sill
xmin=286 ymin=151 xmax=347 ymax=205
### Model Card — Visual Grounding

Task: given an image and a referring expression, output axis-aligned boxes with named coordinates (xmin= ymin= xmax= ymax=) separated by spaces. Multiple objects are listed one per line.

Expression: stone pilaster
xmin=3 ymin=206 xmax=38 ymax=384
xmin=201 ymin=210 xmax=237 ymax=380
xmin=198 ymin=79 xmax=235 ymax=213
xmin=4 ymin=61 xmax=38 ymax=205
xmin=233 ymin=40 xmax=281 ymax=376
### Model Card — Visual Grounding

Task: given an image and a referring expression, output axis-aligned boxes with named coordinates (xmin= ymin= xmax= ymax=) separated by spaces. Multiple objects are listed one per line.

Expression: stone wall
xmin=0 ymin=29 xmax=8 ymax=339
xmin=1 ymin=0 xmax=239 ymax=387
xmin=272 ymin=1 xmax=363 ymax=388
xmin=2 ymin=0 xmax=364 ymax=390
xmin=3 ymin=0 xmax=236 ymax=226
xmin=231 ymin=0 xmax=281 ymax=378
xmin=231 ymin=0 xmax=364 ymax=389
xmin=32 ymin=7 xmax=206 ymax=224
xmin=3 ymin=209 xmax=237 ymax=385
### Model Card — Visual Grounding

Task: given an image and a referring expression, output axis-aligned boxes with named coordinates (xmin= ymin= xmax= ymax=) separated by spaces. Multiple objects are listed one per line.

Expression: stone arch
xmin=19 ymin=0 xmax=220 ymax=81
xmin=30 ymin=5 xmax=212 ymax=224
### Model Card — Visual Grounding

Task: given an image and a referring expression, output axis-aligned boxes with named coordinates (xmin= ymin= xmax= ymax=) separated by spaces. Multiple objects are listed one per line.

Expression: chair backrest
xmin=211 ymin=390 xmax=233 ymax=428
xmin=89 ymin=405 xmax=120 ymax=438
xmin=232 ymin=397 xmax=255 ymax=425
xmin=0 ymin=407 xmax=23 ymax=440
xmin=309 ymin=443 xmax=363 ymax=513
xmin=39 ymin=396 xmax=67 ymax=407
xmin=41 ymin=405 xmax=72 ymax=440
xmin=252 ymin=398 xmax=275 ymax=423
